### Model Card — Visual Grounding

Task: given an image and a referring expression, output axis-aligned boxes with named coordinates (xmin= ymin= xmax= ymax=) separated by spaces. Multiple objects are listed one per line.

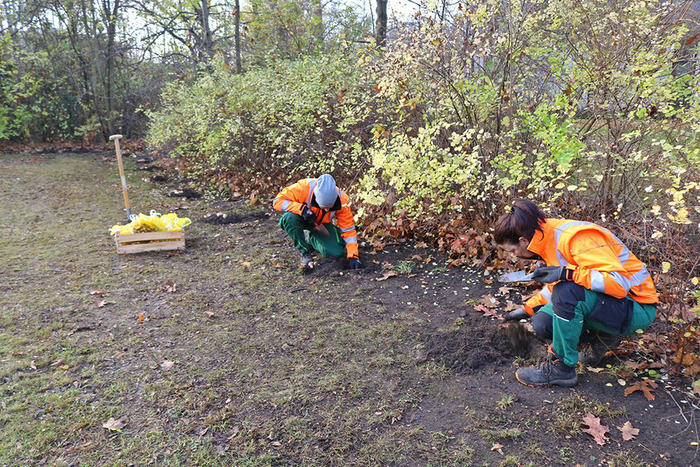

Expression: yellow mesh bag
xmin=110 ymin=210 xmax=191 ymax=235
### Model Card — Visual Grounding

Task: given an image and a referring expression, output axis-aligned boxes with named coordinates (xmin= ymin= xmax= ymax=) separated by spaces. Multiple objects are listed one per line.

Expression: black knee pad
xmin=531 ymin=311 xmax=553 ymax=340
xmin=551 ymin=281 xmax=587 ymax=321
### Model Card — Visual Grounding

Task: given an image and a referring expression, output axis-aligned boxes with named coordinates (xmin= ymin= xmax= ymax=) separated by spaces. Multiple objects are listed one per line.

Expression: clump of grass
xmin=478 ymin=427 xmax=524 ymax=441
xmin=497 ymin=395 xmax=514 ymax=409
xmin=394 ymin=260 xmax=415 ymax=274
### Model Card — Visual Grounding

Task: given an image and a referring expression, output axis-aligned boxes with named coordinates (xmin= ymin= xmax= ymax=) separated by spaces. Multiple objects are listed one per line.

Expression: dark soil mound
xmin=301 ymin=252 xmax=385 ymax=276
xmin=201 ymin=211 xmax=270 ymax=225
xmin=168 ymin=187 xmax=201 ymax=198
xmin=423 ymin=319 xmax=545 ymax=374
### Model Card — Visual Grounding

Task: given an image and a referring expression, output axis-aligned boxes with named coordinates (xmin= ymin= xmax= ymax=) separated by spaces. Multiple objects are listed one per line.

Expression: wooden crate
xmin=115 ymin=231 xmax=185 ymax=254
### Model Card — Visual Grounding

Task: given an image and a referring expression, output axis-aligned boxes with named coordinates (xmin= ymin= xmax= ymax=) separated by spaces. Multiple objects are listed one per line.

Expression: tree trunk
xmin=103 ymin=0 xmax=120 ymax=137
xmin=201 ymin=0 xmax=214 ymax=61
xmin=375 ymin=0 xmax=387 ymax=47
xmin=234 ymin=0 xmax=241 ymax=73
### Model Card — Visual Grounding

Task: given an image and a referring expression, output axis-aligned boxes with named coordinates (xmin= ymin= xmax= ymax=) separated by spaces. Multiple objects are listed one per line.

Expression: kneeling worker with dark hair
xmin=494 ymin=199 xmax=658 ymax=388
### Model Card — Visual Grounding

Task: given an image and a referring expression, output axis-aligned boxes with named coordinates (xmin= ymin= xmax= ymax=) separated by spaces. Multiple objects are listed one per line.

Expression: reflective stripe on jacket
xmin=523 ymin=219 xmax=658 ymax=316
xmin=272 ymin=178 xmax=359 ymax=258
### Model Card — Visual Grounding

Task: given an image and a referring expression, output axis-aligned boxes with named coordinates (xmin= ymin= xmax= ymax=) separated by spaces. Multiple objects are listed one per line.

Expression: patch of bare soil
xmin=201 ymin=211 xmax=271 ymax=225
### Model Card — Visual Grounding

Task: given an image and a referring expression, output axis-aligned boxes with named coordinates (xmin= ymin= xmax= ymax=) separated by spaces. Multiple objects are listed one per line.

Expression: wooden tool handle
xmin=109 ymin=134 xmax=131 ymax=218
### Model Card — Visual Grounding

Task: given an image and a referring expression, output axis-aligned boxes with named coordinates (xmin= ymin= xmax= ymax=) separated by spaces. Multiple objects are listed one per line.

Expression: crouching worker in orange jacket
xmin=494 ymin=199 xmax=658 ymax=388
xmin=273 ymin=174 xmax=361 ymax=269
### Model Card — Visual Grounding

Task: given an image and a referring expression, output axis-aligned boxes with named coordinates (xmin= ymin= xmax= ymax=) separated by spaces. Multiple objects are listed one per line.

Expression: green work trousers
xmin=279 ymin=211 xmax=346 ymax=257
xmin=538 ymin=284 xmax=656 ymax=367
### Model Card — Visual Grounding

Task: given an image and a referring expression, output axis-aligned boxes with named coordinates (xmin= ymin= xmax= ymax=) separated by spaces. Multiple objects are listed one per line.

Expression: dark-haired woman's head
xmin=494 ymin=199 xmax=546 ymax=259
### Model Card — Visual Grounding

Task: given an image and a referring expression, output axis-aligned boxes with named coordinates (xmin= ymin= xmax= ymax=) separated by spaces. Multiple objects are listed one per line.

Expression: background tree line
xmin=0 ymin=0 xmax=386 ymax=141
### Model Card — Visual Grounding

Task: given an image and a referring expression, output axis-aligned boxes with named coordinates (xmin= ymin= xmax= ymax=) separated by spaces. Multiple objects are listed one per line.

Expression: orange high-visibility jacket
xmin=273 ymin=178 xmax=359 ymax=259
xmin=523 ymin=219 xmax=658 ymax=316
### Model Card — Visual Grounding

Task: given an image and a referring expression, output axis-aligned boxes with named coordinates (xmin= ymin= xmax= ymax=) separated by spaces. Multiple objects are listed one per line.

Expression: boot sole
xmin=515 ymin=373 xmax=578 ymax=388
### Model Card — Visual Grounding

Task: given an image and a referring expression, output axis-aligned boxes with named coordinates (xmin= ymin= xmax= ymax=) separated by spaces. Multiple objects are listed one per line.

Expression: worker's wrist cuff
xmin=560 ymin=266 xmax=575 ymax=281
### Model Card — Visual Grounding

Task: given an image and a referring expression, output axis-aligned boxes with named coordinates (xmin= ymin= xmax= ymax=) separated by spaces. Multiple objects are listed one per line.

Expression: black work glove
xmin=348 ymin=256 xmax=361 ymax=269
xmin=504 ymin=308 xmax=529 ymax=321
xmin=301 ymin=206 xmax=317 ymax=225
xmin=531 ymin=265 xmax=567 ymax=283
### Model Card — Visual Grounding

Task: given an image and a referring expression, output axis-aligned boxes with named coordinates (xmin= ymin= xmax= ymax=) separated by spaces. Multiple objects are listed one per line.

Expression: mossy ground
xmin=0 ymin=151 xmax=697 ymax=466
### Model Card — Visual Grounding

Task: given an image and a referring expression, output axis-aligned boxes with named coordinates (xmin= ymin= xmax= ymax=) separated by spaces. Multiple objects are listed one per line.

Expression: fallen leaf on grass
xmin=376 ymin=270 xmax=399 ymax=281
xmin=161 ymin=360 xmax=175 ymax=370
xmin=582 ymin=413 xmax=609 ymax=446
xmin=618 ymin=421 xmax=639 ymax=441
xmin=491 ymin=443 xmax=504 ymax=454
xmin=103 ymin=418 xmax=126 ymax=431
xmin=89 ymin=290 xmax=106 ymax=296
xmin=203 ymin=311 xmax=215 ymax=317
xmin=164 ymin=281 xmax=177 ymax=293
xmin=624 ymin=379 xmax=658 ymax=401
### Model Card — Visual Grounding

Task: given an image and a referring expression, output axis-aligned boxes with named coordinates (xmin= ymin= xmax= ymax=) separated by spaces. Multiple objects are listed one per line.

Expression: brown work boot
xmin=579 ymin=332 xmax=623 ymax=366
xmin=516 ymin=349 xmax=578 ymax=388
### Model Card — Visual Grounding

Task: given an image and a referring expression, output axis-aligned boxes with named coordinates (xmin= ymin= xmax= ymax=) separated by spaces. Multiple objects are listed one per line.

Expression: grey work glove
xmin=504 ymin=308 xmax=529 ymax=321
xmin=301 ymin=206 xmax=317 ymax=224
xmin=348 ymin=256 xmax=361 ymax=270
xmin=531 ymin=265 xmax=567 ymax=283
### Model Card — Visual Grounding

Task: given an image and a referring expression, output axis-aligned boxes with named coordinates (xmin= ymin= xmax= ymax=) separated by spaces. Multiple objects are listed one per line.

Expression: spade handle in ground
xmin=109 ymin=134 xmax=131 ymax=222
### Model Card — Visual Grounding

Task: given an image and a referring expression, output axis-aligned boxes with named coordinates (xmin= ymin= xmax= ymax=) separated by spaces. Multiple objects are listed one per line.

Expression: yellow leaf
xmin=651 ymin=231 xmax=663 ymax=239
xmin=431 ymin=40 xmax=441 ymax=45
xmin=662 ymin=262 xmax=671 ymax=274
xmin=555 ymin=182 xmax=565 ymax=189
xmin=567 ymin=185 xmax=578 ymax=191
xmin=667 ymin=208 xmax=691 ymax=224
xmin=692 ymin=277 xmax=699 ymax=286
xmin=651 ymin=203 xmax=661 ymax=215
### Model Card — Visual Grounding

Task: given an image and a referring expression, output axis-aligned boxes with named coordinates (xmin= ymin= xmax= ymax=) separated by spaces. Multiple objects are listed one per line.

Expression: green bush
xmin=0 ymin=34 xmax=75 ymax=141
xmin=146 ymin=53 xmax=374 ymax=189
